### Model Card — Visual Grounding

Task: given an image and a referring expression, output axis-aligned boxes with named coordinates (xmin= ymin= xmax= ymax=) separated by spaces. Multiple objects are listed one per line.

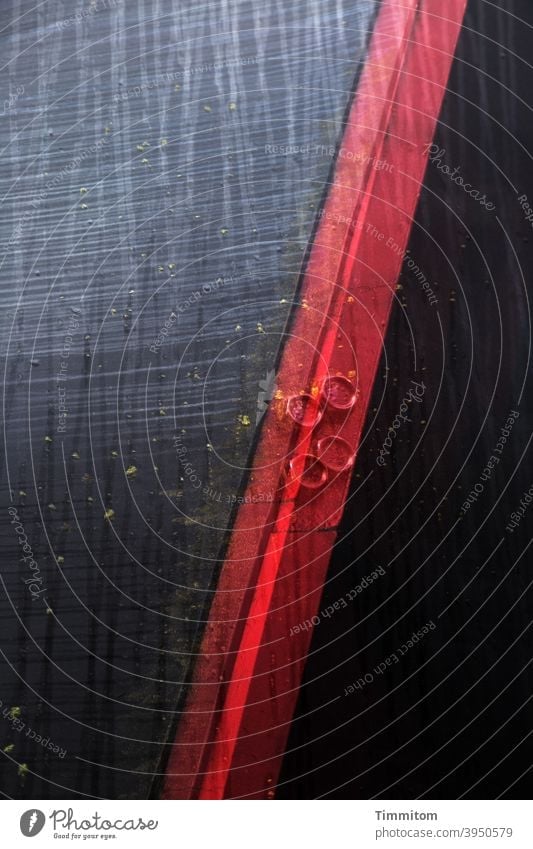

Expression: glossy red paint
xmin=162 ymin=0 xmax=467 ymax=799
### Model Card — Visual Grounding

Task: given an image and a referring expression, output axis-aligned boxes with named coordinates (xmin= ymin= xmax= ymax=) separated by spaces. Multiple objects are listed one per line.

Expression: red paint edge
xmin=162 ymin=0 xmax=467 ymax=800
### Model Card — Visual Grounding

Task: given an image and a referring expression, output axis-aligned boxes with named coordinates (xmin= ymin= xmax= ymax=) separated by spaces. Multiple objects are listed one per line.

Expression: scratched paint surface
xmin=0 ymin=0 xmax=378 ymax=798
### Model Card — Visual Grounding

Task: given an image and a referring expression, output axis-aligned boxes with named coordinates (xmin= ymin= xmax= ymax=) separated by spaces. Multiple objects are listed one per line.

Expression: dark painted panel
xmin=0 ymin=0 xmax=379 ymax=798
xmin=279 ymin=0 xmax=533 ymax=800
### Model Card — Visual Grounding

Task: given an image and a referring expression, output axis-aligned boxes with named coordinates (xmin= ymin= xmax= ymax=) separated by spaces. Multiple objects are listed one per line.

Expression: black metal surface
xmin=279 ymin=0 xmax=533 ymax=799
xmin=0 ymin=0 xmax=379 ymax=799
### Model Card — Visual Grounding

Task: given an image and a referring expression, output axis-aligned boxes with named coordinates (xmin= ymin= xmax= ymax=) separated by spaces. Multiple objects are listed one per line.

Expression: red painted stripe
xmin=163 ymin=0 xmax=467 ymax=800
